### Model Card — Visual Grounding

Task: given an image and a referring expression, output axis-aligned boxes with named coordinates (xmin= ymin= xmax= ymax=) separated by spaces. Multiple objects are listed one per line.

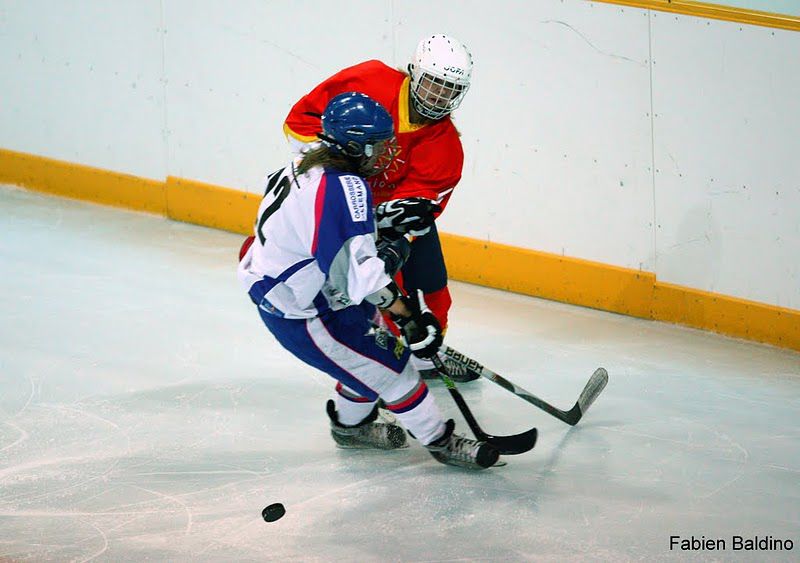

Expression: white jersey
xmin=238 ymin=159 xmax=391 ymax=319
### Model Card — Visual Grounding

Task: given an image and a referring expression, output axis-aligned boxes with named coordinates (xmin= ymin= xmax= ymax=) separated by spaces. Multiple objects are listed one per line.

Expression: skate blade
xmin=334 ymin=442 xmax=410 ymax=450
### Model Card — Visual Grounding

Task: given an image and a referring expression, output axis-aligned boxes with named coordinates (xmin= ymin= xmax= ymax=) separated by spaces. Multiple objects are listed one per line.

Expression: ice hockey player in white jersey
xmin=238 ymin=92 xmax=499 ymax=469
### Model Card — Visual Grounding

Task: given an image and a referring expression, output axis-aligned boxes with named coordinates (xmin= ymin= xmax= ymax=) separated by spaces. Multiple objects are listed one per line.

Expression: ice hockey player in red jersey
xmin=283 ymin=34 xmax=480 ymax=383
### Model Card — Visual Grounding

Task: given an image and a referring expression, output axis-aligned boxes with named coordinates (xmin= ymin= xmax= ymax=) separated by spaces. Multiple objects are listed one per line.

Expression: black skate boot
xmin=419 ymin=357 xmax=480 ymax=382
xmin=326 ymin=400 xmax=408 ymax=450
xmin=425 ymin=419 xmax=499 ymax=469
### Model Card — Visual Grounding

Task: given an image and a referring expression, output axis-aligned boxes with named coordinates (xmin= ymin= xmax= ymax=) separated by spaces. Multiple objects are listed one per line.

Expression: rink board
xmin=1 ymin=147 xmax=798 ymax=353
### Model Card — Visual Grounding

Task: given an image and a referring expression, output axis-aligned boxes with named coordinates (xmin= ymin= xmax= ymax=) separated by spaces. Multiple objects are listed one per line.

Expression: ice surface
xmin=1 ymin=186 xmax=798 ymax=561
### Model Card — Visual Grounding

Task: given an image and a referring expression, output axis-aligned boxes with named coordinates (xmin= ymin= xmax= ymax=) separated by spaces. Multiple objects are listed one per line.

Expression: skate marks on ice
xmin=0 ymin=381 xmax=551 ymax=560
xmin=0 ymin=378 xmax=278 ymax=560
xmin=2 ymin=187 xmax=799 ymax=560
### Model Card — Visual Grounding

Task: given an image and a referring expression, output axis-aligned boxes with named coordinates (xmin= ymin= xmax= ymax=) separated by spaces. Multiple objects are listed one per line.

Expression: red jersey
xmin=284 ymin=60 xmax=463 ymax=211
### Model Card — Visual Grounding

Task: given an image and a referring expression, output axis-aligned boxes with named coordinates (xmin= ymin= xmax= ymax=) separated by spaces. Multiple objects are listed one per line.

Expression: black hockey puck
xmin=262 ymin=503 xmax=286 ymax=522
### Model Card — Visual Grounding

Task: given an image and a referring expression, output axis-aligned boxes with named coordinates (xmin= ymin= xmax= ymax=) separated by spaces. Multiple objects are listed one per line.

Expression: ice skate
xmin=425 ymin=419 xmax=499 ymax=469
xmin=326 ymin=400 xmax=408 ymax=450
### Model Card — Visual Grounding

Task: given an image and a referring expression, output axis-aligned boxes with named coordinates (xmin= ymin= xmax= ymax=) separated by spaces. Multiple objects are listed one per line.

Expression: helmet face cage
xmin=410 ymin=72 xmax=469 ymax=120
xmin=409 ymin=34 xmax=473 ymax=120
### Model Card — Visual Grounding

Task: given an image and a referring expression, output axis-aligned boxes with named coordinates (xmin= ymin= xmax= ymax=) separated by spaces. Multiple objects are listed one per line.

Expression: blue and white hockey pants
xmin=258 ymin=302 xmax=445 ymax=445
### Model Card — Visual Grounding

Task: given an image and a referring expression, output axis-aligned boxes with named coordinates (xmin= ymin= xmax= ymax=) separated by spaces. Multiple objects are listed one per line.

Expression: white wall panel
xmin=650 ymin=12 xmax=800 ymax=308
xmin=1 ymin=0 xmax=798 ymax=310
xmin=0 ymin=0 xmax=167 ymax=180
xmin=162 ymin=0 xmax=393 ymax=191
xmin=720 ymin=1 xmax=800 ymax=16
xmin=395 ymin=0 xmax=655 ymax=270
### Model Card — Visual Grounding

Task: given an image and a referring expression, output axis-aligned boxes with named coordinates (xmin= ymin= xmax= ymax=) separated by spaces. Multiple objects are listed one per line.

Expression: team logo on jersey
xmin=339 ymin=175 xmax=368 ymax=222
xmin=366 ymin=326 xmax=390 ymax=351
xmin=368 ymin=146 xmax=404 ymax=194
xmin=323 ymin=285 xmax=352 ymax=308
xmin=393 ymin=339 xmax=405 ymax=359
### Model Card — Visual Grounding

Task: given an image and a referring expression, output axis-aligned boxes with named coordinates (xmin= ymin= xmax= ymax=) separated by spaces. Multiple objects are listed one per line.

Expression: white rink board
xmin=409 ymin=0 xmax=656 ymax=271
xmin=722 ymin=0 xmax=800 ymax=15
xmin=650 ymin=12 xmax=800 ymax=309
xmin=0 ymin=0 xmax=167 ymax=180
xmin=1 ymin=0 xmax=799 ymax=309
xmin=161 ymin=0 xmax=394 ymax=190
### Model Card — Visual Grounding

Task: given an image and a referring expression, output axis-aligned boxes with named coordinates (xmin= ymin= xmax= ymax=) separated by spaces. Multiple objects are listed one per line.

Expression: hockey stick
xmin=441 ymin=346 xmax=608 ymax=426
xmin=430 ymin=354 xmax=537 ymax=455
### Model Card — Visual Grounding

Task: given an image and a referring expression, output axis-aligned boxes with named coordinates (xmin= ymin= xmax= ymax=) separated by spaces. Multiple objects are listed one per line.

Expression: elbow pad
xmin=365 ymin=281 xmax=401 ymax=309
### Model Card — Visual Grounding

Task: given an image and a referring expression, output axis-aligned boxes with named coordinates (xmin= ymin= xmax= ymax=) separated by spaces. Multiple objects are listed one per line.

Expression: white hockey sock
xmin=391 ymin=393 xmax=446 ymax=445
xmin=369 ymin=363 xmax=443 ymax=445
xmin=334 ymin=388 xmax=378 ymax=426
xmin=333 ymin=363 xmax=447 ymax=444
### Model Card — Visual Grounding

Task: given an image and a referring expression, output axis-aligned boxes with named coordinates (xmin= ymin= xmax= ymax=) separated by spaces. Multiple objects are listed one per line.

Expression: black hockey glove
xmin=393 ymin=290 xmax=443 ymax=360
xmin=375 ymin=197 xmax=442 ymax=237
xmin=376 ymin=234 xmax=411 ymax=277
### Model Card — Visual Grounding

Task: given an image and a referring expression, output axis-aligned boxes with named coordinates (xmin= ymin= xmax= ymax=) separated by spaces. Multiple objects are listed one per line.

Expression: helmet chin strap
xmin=317 ymin=133 xmax=362 ymax=158
xmin=317 ymin=132 xmax=371 ymax=174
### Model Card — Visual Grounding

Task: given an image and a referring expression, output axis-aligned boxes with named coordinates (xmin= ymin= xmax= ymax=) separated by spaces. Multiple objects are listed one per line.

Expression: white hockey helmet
xmin=408 ymin=34 xmax=473 ymax=120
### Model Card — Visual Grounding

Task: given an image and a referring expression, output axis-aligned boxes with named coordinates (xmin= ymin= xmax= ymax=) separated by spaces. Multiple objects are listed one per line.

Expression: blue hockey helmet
xmin=319 ymin=92 xmax=397 ymax=176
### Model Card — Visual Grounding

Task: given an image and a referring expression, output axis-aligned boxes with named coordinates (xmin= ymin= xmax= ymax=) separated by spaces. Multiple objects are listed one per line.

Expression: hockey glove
xmin=394 ymin=290 xmax=443 ymax=360
xmin=376 ymin=197 xmax=442 ymax=237
xmin=376 ymin=235 xmax=411 ymax=277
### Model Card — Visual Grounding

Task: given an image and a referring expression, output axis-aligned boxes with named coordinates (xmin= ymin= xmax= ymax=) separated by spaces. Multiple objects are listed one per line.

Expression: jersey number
xmin=257 ymin=168 xmax=291 ymax=244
